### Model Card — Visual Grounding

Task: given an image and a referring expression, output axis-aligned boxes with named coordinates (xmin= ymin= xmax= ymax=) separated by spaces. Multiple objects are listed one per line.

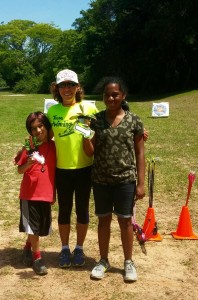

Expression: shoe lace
xmin=125 ymin=260 xmax=136 ymax=271
xmin=95 ymin=259 xmax=108 ymax=270
xmin=61 ymin=249 xmax=70 ymax=257
xmin=34 ymin=258 xmax=43 ymax=267
xmin=73 ymin=248 xmax=84 ymax=257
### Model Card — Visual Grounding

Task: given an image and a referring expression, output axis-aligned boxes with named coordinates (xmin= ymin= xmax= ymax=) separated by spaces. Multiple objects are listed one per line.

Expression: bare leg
xmin=28 ymin=234 xmax=39 ymax=253
xmin=59 ymin=224 xmax=70 ymax=246
xmin=98 ymin=215 xmax=112 ymax=260
xmin=76 ymin=223 xmax=88 ymax=246
xmin=25 ymin=235 xmax=31 ymax=245
xmin=118 ymin=217 xmax=133 ymax=260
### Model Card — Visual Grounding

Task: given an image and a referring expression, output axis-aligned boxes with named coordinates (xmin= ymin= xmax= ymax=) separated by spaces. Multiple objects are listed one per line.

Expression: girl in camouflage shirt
xmin=89 ymin=77 xmax=145 ymax=282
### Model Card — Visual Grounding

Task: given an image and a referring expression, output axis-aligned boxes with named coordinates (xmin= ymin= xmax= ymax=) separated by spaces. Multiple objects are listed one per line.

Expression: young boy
xmin=16 ymin=111 xmax=56 ymax=275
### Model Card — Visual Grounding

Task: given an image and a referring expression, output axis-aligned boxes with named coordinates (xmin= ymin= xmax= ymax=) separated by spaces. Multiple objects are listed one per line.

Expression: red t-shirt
xmin=17 ymin=140 xmax=56 ymax=202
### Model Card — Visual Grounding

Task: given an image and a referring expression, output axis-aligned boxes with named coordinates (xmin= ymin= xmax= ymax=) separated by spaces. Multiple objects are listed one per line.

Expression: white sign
xmin=152 ymin=102 xmax=169 ymax=117
xmin=44 ymin=99 xmax=58 ymax=113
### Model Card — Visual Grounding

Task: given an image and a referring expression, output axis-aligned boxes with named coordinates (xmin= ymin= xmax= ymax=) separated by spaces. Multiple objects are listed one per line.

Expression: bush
xmin=13 ymin=74 xmax=43 ymax=94
xmin=0 ymin=76 xmax=7 ymax=89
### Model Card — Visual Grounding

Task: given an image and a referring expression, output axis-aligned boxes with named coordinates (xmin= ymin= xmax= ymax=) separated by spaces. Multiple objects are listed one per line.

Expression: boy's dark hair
xmin=26 ymin=111 xmax=51 ymax=135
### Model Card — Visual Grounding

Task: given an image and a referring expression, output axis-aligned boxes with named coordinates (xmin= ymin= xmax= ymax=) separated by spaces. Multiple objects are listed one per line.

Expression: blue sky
xmin=0 ymin=0 xmax=91 ymax=30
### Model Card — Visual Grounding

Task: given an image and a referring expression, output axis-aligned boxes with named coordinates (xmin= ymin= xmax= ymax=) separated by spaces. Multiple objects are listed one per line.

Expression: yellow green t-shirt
xmin=47 ymin=101 xmax=98 ymax=169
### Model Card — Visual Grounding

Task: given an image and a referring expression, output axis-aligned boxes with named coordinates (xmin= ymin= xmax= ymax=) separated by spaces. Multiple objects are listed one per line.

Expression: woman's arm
xmin=83 ymin=135 xmax=95 ymax=157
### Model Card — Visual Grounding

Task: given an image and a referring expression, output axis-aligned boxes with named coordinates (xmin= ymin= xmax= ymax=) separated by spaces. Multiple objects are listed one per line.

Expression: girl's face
xmin=31 ymin=119 xmax=48 ymax=143
xmin=103 ymin=83 xmax=126 ymax=111
xmin=58 ymin=81 xmax=79 ymax=105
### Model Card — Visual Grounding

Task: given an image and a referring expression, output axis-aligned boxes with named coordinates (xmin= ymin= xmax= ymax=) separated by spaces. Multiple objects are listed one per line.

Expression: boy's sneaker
xmin=91 ymin=259 xmax=110 ymax=279
xmin=33 ymin=258 xmax=48 ymax=275
xmin=22 ymin=248 xmax=33 ymax=267
xmin=124 ymin=260 xmax=137 ymax=281
xmin=59 ymin=249 xmax=71 ymax=268
xmin=72 ymin=248 xmax=85 ymax=266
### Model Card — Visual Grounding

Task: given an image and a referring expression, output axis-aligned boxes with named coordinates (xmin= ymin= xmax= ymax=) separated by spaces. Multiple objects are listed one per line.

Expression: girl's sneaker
xmin=59 ymin=249 xmax=71 ymax=268
xmin=124 ymin=260 xmax=137 ymax=281
xmin=33 ymin=258 xmax=48 ymax=275
xmin=91 ymin=259 xmax=110 ymax=279
xmin=72 ymin=248 xmax=85 ymax=266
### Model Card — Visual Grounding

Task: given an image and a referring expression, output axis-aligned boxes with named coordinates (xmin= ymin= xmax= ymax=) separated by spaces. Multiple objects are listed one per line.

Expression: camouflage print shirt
xmin=91 ymin=110 xmax=144 ymax=184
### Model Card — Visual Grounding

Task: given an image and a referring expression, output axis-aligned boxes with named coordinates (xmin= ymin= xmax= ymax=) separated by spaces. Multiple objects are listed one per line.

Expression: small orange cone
xmin=171 ymin=206 xmax=198 ymax=240
xmin=142 ymin=207 xmax=163 ymax=241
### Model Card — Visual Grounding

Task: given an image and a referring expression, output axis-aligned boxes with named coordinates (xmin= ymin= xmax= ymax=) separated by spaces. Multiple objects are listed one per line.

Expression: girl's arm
xmin=13 ymin=147 xmax=24 ymax=165
xmin=18 ymin=156 xmax=36 ymax=174
xmin=134 ymin=134 xmax=145 ymax=200
xmin=143 ymin=128 xmax=149 ymax=141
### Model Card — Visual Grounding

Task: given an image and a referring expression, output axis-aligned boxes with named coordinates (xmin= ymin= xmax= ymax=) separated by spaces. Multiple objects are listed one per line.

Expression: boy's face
xmin=31 ymin=119 xmax=48 ymax=143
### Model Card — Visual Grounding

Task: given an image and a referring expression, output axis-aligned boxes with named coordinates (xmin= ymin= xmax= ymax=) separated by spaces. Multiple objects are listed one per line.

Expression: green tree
xmin=26 ymin=23 xmax=62 ymax=73
xmin=0 ymin=20 xmax=61 ymax=92
xmin=73 ymin=0 xmax=198 ymax=93
xmin=73 ymin=0 xmax=118 ymax=91
xmin=1 ymin=1 xmax=198 ymax=94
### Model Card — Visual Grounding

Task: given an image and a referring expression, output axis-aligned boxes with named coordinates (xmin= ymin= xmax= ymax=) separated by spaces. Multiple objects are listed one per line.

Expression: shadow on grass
xmin=0 ymin=247 xmax=123 ymax=278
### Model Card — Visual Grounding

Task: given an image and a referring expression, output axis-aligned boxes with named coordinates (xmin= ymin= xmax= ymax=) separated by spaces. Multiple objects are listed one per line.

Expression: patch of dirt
xmin=0 ymin=210 xmax=198 ymax=300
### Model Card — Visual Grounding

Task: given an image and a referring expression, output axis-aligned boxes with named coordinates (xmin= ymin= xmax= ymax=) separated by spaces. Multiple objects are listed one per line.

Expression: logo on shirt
xmin=52 ymin=115 xmax=75 ymax=137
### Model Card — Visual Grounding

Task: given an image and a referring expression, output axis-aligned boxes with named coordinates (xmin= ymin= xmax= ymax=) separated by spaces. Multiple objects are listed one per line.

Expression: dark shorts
xmin=56 ymin=167 xmax=92 ymax=224
xmin=92 ymin=181 xmax=136 ymax=218
xmin=19 ymin=200 xmax=52 ymax=236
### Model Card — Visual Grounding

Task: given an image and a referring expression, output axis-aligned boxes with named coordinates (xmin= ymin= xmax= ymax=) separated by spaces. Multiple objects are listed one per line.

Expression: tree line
xmin=0 ymin=0 xmax=198 ymax=95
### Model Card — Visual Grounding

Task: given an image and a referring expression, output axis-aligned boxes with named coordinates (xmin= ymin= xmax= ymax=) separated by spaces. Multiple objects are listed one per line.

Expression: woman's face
xmin=58 ymin=81 xmax=79 ymax=105
xmin=103 ymin=83 xmax=126 ymax=111
xmin=31 ymin=119 xmax=48 ymax=143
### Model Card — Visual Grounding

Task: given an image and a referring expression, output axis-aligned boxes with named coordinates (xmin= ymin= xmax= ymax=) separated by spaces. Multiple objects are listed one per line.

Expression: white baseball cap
xmin=56 ymin=69 xmax=79 ymax=84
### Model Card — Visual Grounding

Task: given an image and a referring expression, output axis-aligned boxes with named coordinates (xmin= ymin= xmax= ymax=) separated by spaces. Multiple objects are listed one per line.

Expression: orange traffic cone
xmin=171 ymin=206 xmax=198 ymax=240
xmin=142 ymin=207 xmax=163 ymax=241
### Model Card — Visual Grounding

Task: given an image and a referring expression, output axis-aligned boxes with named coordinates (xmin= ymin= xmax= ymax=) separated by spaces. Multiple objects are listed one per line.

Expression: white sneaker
xmin=124 ymin=260 xmax=137 ymax=281
xmin=91 ymin=259 xmax=110 ymax=279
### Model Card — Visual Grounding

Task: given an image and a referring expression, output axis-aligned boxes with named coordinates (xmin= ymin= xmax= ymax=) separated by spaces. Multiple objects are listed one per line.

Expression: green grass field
xmin=0 ymin=90 xmax=197 ymax=230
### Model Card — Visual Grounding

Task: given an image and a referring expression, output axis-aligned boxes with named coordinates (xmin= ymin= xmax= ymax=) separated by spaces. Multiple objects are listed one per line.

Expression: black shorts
xmin=19 ymin=200 xmax=52 ymax=236
xmin=92 ymin=181 xmax=136 ymax=218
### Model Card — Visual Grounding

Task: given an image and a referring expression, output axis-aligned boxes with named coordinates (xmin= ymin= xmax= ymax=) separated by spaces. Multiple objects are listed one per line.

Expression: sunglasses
xmin=57 ymin=82 xmax=78 ymax=88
